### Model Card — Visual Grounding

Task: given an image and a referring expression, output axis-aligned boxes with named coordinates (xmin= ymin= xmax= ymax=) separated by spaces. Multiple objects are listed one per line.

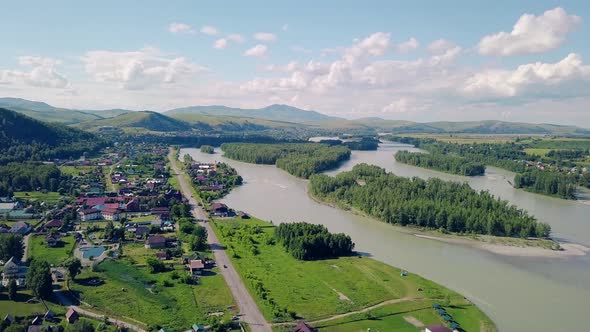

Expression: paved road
xmin=168 ymin=150 xmax=271 ymax=332
xmin=54 ymin=290 xmax=146 ymax=332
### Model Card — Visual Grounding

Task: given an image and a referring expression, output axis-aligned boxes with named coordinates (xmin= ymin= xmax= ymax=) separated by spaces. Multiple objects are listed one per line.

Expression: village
xmin=0 ymin=144 xmax=248 ymax=332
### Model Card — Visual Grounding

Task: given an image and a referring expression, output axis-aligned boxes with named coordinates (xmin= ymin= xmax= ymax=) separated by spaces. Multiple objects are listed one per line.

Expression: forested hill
xmin=0 ymin=108 xmax=105 ymax=164
xmin=75 ymin=111 xmax=193 ymax=132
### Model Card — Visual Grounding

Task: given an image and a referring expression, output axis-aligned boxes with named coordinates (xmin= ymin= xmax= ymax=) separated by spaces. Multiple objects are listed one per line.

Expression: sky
xmin=1 ymin=1 xmax=589 ymax=126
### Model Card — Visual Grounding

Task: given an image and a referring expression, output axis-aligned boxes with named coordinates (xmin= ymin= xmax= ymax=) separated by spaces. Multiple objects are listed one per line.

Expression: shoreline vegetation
xmin=220 ymin=142 xmax=350 ymax=178
xmin=210 ymin=216 xmax=496 ymax=331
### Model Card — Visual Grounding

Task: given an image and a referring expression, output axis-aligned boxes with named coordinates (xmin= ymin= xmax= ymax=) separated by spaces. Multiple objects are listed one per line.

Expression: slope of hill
xmin=0 ymin=108 xmax=104 ymax=164
xmin=0 ymin=97 xmax=131 ymax=124
xmin=166 ymin=104 xmax=339 ymax=124
xmin=76 ymin=111 xmax=193 ymax=132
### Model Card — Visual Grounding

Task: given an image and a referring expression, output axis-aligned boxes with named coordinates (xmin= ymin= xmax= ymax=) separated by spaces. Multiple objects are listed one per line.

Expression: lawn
xmin=59 ymin=165 xmax=97 ymax=176
xmin=71 ymin=247 xmax=235 ymax=330
xmin=28 ymin=234 xmax=76 ymax=266
xmin=0 ymin=291 xmax=66 ymax=317
xmin=14 ymin=191 xmax=64 ymax=204
xmin=212 ymin=217 xmax=495 ymax=331
xmin=524 ymin=148 xmax=551 ymax=156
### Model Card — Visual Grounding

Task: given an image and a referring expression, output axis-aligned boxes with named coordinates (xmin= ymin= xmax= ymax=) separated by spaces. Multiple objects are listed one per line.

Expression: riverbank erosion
xmin=210 ymin=216 xmax=496 ymax=331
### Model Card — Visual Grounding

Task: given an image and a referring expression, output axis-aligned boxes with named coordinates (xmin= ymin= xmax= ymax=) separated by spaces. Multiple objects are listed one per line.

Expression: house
xmin=191 ymin=323 xmax=205 ymax=332
xmin=78 ymin=208 xmax=101 ymax=221
xmin=101 ymin=207 xmax=120 ymax=221
xmin=75 ymin=197 xmax=106 ymax=208
xmin=65 ymin=308 xmax=79 ymax=323
xmin=425 ymin=325 xmax=453 ymax=332
xmin=146 ymin=235 xmax=166 ymax=249
xmin=210 ymin=203 xmax=228 ymax=216
xmin=9 ymin=221 xmax=31 ymax=235
xmin=155 ymin=252 xmax=169 ymax=260
xmin=44 ymin=219 xmax=62 ymax=231
xmin=187 ymin=259 xmax=204 ymax=275
xmin=293 ymin=321 xmax=317 ymax=332
xmin=46 ymin=234 xmax=61 ymax=247
xmin=1 ymin=256 xmax=28 ymax=287
xmin=125 ymin=198 xmax=140 ymax=212
xmin=31 ymin=316 xmax=43 ymax=325
xmin=44 ymin=310 xmax=55 ymax=321
xmin=0 ymin=223 xmax=10 ymax=234
xmin=135 ymin=226 xmax=150 ymax=239
xmin=4 ymin=314 xmax=14 ymax=324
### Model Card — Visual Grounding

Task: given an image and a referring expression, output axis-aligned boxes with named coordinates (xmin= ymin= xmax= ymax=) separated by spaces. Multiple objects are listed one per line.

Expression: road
xmin=54 ymin=290 xmax=146 ymax=332
xmin=168 ymin=150 xmax=271 ymax=332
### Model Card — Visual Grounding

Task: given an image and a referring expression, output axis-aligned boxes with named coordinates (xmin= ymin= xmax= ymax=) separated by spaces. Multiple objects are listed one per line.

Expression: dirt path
xmin=168 ymin=149 xmax=270 ymax=332
xmin=22 ymin=234 xmax=31 ymax=261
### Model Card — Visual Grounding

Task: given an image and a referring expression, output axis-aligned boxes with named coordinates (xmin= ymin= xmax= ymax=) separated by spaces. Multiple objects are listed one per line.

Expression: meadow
xmin=28 ymin=234 xmax=77 ymax=266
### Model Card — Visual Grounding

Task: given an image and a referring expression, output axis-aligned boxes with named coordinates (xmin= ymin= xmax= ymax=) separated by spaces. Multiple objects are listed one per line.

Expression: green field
xmin=71 ymin=244 xmax=235 ymax=330
xmin=59 ymin=165 xmax=97 ymax=176
xmin=0 ymin=291 xmax=66 ymax=317
xmin=523 ymin=148 xmax=551 ymax=156
xmin=212 ymin=217 xmax=495 ymax=331
xmin=28 ymin=234 xmax=77 ymax=266
xmin=14 ymin=191 xmax=64 ymax=203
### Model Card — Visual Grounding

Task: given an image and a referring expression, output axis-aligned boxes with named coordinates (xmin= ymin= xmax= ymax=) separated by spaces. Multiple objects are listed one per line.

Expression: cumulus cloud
xmin=81 ymin=48 xmax=206 ymax=90
xmin=227 ymin=34 xmax=245 ymax=43
xmin=478 ymin=7 xmax=581 ymax=56
xmin=427 ymin=39 xmax=456 ymax=54
xmin=214 ymin=38 xmax=228 ymax=49
xmin=168 ymin=22 xmax=195 ymax=34
xmin=382 ymin=98 xmax=411 ymax=113
xmin=254 ymin=32 xmax=277 ymax=42
xmin=0 ymin=56 xmax=68 ymax=88
xmin=244 ymin=44 xmax=268 ymax=57
xmin=200 ymin=25 xmax=219 ymax=36
xmin=397 ymin=37 xmax=419 ymax=53
xmin=463 ymin=53 xmax=590 ymax=97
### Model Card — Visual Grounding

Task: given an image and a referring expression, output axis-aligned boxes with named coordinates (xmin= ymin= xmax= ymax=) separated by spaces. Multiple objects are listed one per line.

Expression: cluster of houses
xmin=521 ymin=159 xmax=590 ymax=174
xmin=2 ymin=307 xmax=81 ymax=332
xmin=0 ymin=197 xmax=36 ymax=220
xmin=188 ymin=163 xmax=228 ymax=193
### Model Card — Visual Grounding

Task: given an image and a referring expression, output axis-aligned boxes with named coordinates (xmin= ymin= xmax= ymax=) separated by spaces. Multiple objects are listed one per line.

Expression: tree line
xmin=275 ymin=222 xmax=354 ymax=260
xmin=220 ymin=143 xmax=351 ymax=178
xmin=0 ymin=162 xmax=69 ymax=196
xmin=309 ymin=163 xmax=551 ymax=238
xmin=514 ymin=169 xmax=577 ymax=199
xmin=395 ymin=151 xmax=485 ymax=176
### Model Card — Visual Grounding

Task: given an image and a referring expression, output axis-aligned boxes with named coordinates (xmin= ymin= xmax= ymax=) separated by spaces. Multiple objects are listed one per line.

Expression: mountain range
xmin=1 ymin=97 xmax=589 ymax=136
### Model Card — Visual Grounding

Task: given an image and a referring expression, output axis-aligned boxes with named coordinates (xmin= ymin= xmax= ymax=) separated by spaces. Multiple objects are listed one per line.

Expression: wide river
xmin=182 ymin=142 xmax=590 ymax=331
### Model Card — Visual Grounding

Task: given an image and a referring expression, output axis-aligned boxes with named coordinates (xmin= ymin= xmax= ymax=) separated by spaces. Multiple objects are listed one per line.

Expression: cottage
xmin=187 ymin=259 xmax=204 ymax=275
xmin=210 ymin=203 xmax=228 ymax=216
xmin=0 ymin=223 xmax=11 ymax=234
xmin=46 ymin=234 xmax=61 ymax=247
xmin=9 ymin=221 xmax=31 ymax=235
xmin=146 ymin=235 xmax=166 ymax=249
xmin=44 ymin=219 xmax=62 ymax=231
xmin=135 ymin=226 xmax=150 ymax=239
xmin=65 ymin=308 xmax=79 ymax=324
xmin=1 ymin=256 xmax=28 ymax=287
xmin=78 ymin=208 xmax=101 ymax=221
xmin=292 ymin=321 xmax=317 ymax=332
xmin=155 ymin=252 xmax=169 ymax=260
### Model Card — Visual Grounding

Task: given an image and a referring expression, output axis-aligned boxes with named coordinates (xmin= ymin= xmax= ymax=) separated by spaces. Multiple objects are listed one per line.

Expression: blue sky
xmin=1 ymin=1 xmax=589 ymax=125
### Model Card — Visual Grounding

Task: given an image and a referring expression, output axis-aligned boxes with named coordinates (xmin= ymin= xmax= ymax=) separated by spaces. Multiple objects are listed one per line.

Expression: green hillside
xmin=0 ymin=108 xmax=104 ymax=164
xmin=76 ymin=111 xmax=193 ymax=132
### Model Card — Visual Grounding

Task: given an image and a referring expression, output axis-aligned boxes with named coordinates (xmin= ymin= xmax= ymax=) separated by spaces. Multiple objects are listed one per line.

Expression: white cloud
xmin=227 ymin=34 xmax=245 ymax=43
xmin=290 ymin=45 xmax=312 ymax=54
xmin=244 ymin=44 xmax=268 ymax=57
xmin=478 ymin=7 xmax=581 ymax=56
xmin=0 ymin=56 xmax=68 ymax=88
xmin=214 ymin=38 xmax=228 ymax=49
xmin=427 ymin=39 xmax=456 ymax=54
xmin=81 ymin=48 xmax=206 ymax=90
xmin=254 ymin=32 xmax=277 ymax=42
xmin=382 ymin=98 xmax=411 ymax=113
xmin=200 ymin=25 xmax=219 ymax=36
xmin=168 ymin=22 xmax=195 ymax=34
xmin=397 ymin=37 xmax=419 ymax=53
xmin=463 ymin=53 xmax=590 ymax=97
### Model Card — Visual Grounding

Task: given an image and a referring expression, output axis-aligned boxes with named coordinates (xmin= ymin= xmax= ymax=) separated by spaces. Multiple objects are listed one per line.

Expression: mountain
xmin=75 ymin=111 xmax=193 ymax=132
xmin=0 ymin=97 xmax=130 ymax=124
xmin=0 ymin=108 xmax=103 ymax=164
xmin=166 ymin=104 xmax=340 ymax=124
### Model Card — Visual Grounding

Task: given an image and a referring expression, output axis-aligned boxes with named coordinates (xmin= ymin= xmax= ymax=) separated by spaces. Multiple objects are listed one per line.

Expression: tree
xmin=26 ymin=260 xmax=53 ymax=299
xmin=0 ymin=234 xmax=24 ymax=261
xmin=146 ymin=257 xmax=166 ymax=273
xmin=64 ymin=258 xmax=82 ymax=281
xmin=68 ymin=320 xmax=95 ymax=332
xmin=103 ymin=221 xmax=115 ymax=241
xmin=8 ymin=279 xmax=17 ymax=300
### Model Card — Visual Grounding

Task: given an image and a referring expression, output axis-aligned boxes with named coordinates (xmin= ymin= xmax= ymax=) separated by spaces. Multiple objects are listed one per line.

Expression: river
xmin=182 ymin=142 xmax=590 ymax=331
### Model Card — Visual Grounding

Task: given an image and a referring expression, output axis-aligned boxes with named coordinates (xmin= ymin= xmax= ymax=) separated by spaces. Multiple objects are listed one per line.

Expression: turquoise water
xmin=82 ymin=246 xmax=105 ymax=259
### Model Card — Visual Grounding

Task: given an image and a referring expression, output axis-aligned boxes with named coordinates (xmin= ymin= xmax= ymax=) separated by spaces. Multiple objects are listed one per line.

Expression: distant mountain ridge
xmin=1 ymin=97 xmax=589 ymax=136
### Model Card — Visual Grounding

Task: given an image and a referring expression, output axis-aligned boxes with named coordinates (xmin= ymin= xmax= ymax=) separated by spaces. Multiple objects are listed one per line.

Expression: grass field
xmin=71 ymin=244 xmax=236 ymax=330
xmin=0 ymin=291 xmax=66 ymax=317
xmin=28 ymin=234 xmax=76 ymax=266
xmin=523 ymin=148 xmax=551 ymax=156
xmin=212 ymin=217 xmax=495 ymax=331
xmin=14 ymin=191 xmax=63 ymax=204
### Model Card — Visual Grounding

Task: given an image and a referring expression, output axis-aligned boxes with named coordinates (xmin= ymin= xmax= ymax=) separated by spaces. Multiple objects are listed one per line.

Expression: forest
xmin=514 ymin=169 xmax=577 ymax=199
xmin=395 ymin=151 xmax=486 ymax=176
xmin=309 ymin=163 xmax=551 ymax=238
xmin=200 ymin=145 xmax=215 ymax=154
xmin=0 ymin=163 xmax=69 ymax=196
xmin=221 ymin=143 xmax=351 ymax=178
xmin=275 ymin=222 xmax=354 ymax=260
